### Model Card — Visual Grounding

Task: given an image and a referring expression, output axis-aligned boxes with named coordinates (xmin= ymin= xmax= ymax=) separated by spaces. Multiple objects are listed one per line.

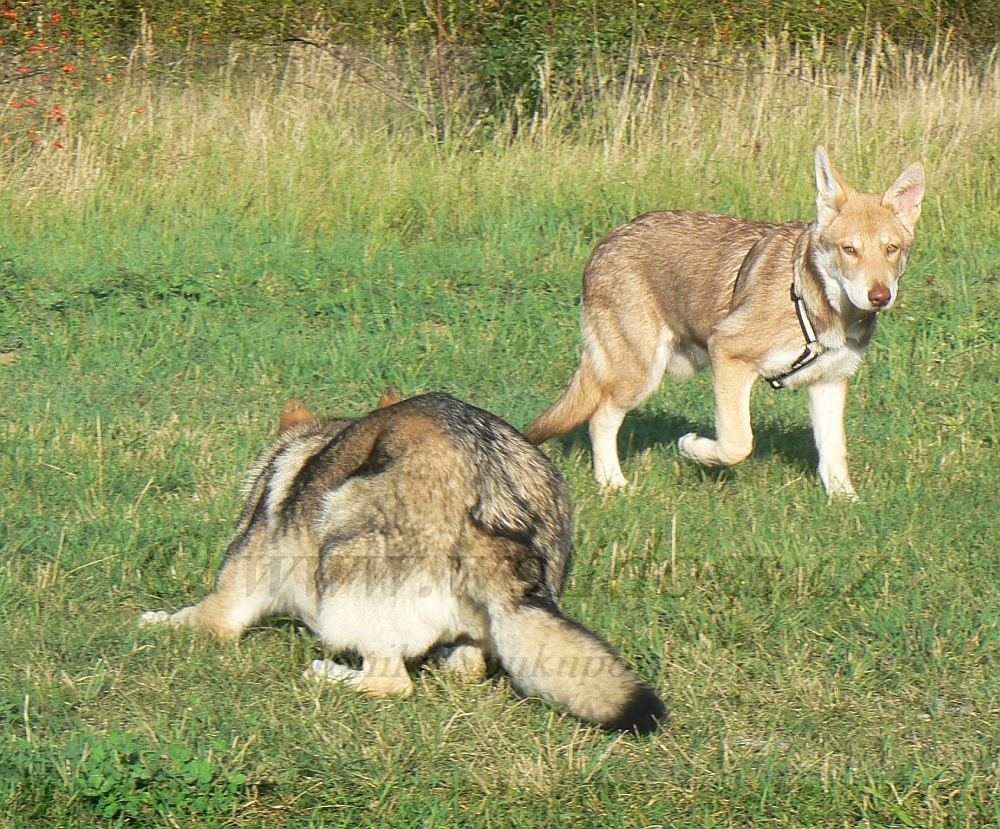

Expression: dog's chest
xmin=761 ymin=339 xmax=867 ymax=389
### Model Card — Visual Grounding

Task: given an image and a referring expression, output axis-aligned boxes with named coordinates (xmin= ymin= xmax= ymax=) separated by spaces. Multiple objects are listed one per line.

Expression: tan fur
xmin=377 ymin=385 xmax=402 ymax=408
xmin=278 ymin=398 xmax=316 ymax=435
xmin=142 ymin=393 xmax=666 ymax=733
xmin=526 ymin=147 xmax=925 ymax=498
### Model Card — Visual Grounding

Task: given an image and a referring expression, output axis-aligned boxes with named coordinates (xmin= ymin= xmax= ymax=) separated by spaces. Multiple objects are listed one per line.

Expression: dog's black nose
xmin=868 ymin=285 xmax=891 ymax=307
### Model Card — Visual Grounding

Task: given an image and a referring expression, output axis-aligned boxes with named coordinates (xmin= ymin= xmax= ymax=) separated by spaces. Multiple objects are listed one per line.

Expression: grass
xmin=1 ymin=36 xmax=999 ymax=826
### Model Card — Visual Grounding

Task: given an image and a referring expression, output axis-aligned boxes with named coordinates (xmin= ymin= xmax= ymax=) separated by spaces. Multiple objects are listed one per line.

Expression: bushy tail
xmin=488 ymin=598 xmax=666 ymax=734
xmin=524 ymin=357 xmax=602 ymax=445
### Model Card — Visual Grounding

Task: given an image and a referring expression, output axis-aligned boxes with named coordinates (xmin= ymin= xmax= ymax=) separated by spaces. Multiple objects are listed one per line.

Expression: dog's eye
xmin=841 ymin=244 xmax=856 ymax=256
xmin=886 ymin=243 xmax=899 ymax=254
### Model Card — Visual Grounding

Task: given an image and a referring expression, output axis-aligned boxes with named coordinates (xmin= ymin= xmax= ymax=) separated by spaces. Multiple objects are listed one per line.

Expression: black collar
xmin=766 ymin=284 xmax=824 ymax=389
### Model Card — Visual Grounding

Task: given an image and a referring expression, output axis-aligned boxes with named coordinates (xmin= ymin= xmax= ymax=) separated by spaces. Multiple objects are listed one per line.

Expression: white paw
xmin=826 ymin=484 xmax=860 ymax=503
xmin=595 ymin=465 xmax=629 ymax=488
xmin=677 ymin=433 xmax=698 ymax=460
xmin=139 ymin=610 xmax=172 ymax=626
xmin=820 ymin=469 xmax=859 ymax=502
xmin=601 ymin=472 xmax=629 ymax=489
xmin=304 ymin=659 xmax=362 ymax=685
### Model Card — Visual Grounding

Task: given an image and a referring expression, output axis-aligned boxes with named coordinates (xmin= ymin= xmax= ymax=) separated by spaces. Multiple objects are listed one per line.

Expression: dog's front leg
xmin=678 ymin=355 xmax=756 ymax=467
xmin=807 ymin=378 xmax=857 ymax=500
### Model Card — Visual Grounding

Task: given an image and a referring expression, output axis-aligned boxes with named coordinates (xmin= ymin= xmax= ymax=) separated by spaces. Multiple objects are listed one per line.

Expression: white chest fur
xmin=760 ymin=337 xmax=867 ymax=389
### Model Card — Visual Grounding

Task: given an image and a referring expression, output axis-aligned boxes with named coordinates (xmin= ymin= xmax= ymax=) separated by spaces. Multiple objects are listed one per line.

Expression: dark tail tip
xmin=603 ymin=685 xmax=668 ymax=736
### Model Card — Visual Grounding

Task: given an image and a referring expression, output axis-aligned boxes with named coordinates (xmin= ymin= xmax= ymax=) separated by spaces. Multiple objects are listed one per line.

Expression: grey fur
xmin=141 ymin=393 xmax=666 ymax=733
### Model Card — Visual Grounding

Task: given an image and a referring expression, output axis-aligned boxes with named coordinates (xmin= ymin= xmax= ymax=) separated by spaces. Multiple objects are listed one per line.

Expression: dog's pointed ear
xmin=377 ymin=386 xmax=402 ymax=409
xmin=279 ymin=398 xmax=317 ymax=434
xmin=814 ymin=146 xmax=851 ymax=224
xmin=882 ymin=161 xmax=925 ymax=234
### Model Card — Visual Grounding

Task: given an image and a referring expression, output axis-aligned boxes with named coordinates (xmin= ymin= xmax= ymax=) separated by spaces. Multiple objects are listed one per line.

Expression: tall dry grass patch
xmin=2 ymin=34 xmax=999 ymax=224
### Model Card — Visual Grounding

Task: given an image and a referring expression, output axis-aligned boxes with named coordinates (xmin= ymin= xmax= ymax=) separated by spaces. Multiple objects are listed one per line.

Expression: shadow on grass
xmin=542 ymin=409 xmax=818 ymax=478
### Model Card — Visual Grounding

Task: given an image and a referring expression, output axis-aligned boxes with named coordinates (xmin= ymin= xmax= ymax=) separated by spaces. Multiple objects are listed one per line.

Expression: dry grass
xmin=2 ymin=34 xmax=1000 ymax=212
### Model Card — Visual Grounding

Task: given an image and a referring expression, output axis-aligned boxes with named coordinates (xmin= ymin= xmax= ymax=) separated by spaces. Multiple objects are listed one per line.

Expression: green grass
xmin=1 ymin=39 xmax=999 ymax=827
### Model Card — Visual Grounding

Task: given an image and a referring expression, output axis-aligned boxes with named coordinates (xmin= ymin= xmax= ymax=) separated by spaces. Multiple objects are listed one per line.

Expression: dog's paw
xmin=439 ymin=644 xmax=487 ymax=680
xmin=304 ymin=659 xmax=361 ymax=684
xmin=139 ymin=610 xmax=172 ymax=626
xmin=826 ymin=486 xmax=860 ymax=504
xmin=677 ymin=432 xmax=699 ymax=460
xmin=597 ymin=470 xmax=630 ymax=489
xmin=820 ymin=469 xmax=859 ymax=503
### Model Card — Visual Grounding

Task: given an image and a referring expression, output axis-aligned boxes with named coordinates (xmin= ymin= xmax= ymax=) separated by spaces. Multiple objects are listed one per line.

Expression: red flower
xmin=25 ymin=97 xmax=36 ymax=105
xmin=9 ymin=100 xmax=20 ymax=108
xmin=55 ymin=141 xmax=64 ymax=149
xmin=62 ymin=64 xmax=75 ymax=73
xmin=135 ymin=107 xmax=145 ymax=113
xmin=19 ymin=67 xmax=29 ymax=74
xmin=71 ymin=9 xmax=79 ymax=16
xmin=52 ymin=12 xmax=61 ymax=22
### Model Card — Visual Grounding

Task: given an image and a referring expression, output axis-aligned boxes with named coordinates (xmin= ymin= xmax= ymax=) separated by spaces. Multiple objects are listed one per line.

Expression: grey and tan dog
xmin=526 ymin=146 xmax=925 ymax=498
xmin=142 ymin=391 xmax=666 ymax=734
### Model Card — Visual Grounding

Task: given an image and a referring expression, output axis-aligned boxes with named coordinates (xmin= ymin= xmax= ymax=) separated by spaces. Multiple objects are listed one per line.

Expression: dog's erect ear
xmin=377 ymin=386 xmax=402 ymax=409
xmin=814 ymin=146 xmax=851 ymax=225
xmin=882 ymin=162 xmax=925 ymax=234
xmin=279 ymin=398 xmax=317 ymax=434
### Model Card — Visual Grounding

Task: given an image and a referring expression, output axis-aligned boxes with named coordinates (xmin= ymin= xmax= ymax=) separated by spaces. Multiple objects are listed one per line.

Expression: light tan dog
xmin=526 ymin=147 xmax=925 ymax=498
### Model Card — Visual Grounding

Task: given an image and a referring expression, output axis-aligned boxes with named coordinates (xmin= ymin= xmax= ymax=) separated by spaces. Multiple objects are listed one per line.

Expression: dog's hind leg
xmin=590 ymin=399 xmax=631 ymax=488
xmin=139 ymin=590 xmax=251 ymax=641
xmin=439 ymin=643 xmax=488 ymax=679
xmin=588 ymin=326 xmax=674 ymax=488
xmin=140 ymin=532 xmax=317 ymax=641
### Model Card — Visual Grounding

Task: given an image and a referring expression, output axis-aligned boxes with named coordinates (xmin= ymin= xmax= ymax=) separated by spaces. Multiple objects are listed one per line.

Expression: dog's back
xmin=583 ymin=210 xmax=782 ymax=345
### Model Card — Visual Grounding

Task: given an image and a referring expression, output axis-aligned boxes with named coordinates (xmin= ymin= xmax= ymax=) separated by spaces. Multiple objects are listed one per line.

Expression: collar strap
xmin=766 ymin=284 xmax=823 ymax=389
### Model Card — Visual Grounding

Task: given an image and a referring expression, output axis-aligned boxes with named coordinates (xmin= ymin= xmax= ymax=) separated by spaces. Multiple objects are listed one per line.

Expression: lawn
xmin=1 ymin=39 xmax=999 ymax=826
